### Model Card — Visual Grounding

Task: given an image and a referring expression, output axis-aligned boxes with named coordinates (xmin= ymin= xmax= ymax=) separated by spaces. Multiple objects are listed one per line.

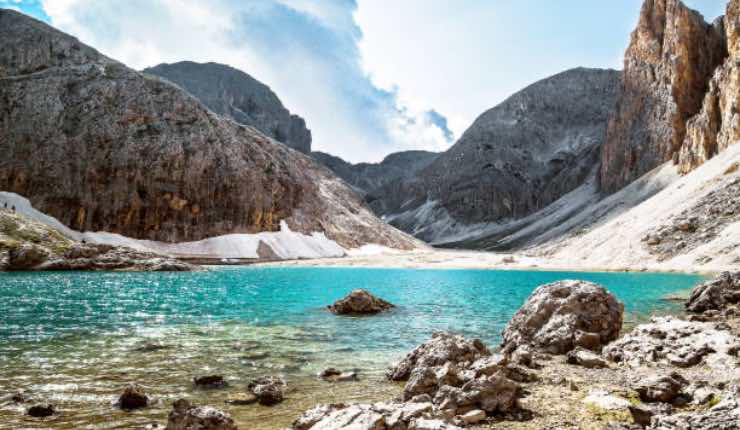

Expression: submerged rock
xmin=328 ymin=289 xmax=395 ymax=315
xmin=193 ymin=375 xmax=227 ymax=389
xmin=319 ymin=368 xmax=358 ymax=382
xmin=248 ymin=376 xmax=285 ymax=406
xmin=501 ymin=280 xmax=623 ymax=355
xmin=686 ymin=271 xmax=740 ymax=313
xmin=603 ymin=316 xmax=739 ymax=368
xmin=165 ymin=399 xmax=237 ymax=430
xmin=118 ymin=384 xmax=149 ymax=410
xmin=27 ymin=404 xmax=55 ymax=417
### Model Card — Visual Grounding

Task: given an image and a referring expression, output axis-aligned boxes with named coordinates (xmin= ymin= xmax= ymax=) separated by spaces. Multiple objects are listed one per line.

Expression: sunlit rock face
xmin=144 ymin=61 xmax=312 ymax=154
xmin=599 ymin=0 xmax=728 ymax=193
xmin=679 ymin=0 xmax=740 ymax=172
xmin=0 ymin=10 xmax=419 ymax=250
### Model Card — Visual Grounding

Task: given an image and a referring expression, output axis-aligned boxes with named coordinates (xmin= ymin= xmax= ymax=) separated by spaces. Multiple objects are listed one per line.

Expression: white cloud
xmin=39 ymin=0 xmax=454 ymax=163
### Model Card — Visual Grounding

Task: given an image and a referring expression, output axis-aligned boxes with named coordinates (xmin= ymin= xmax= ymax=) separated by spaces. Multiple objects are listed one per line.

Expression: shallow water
xmin=0 ymin=267 xmax=703 ymax=429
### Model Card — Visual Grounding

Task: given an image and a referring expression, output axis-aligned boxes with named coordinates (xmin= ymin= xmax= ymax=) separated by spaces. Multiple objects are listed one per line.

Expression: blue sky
xmin=1 ymin=0 xmax=728 ymax=162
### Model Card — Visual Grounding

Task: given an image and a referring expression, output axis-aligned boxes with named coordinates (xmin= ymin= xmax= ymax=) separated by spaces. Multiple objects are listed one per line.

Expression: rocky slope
xmin=143 ymin=61 xmax=311 ymax=154
xmin=0 ymin=208 xmax=195 ymax=271
xmin=371 ymin=68 xmax=620 ymax=243
xmin=311 ymin=150 xmax=438 ymax=196
xmin=600 ymin=0 xmax=730 ymax=193
xmin=0 ymin=10 xmax=419 ymax=251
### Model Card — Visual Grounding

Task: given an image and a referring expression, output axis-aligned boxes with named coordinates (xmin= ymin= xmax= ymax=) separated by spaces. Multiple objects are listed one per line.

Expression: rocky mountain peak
xmin=143 ymin=61 xmax=312 ymax=153
xmin=600 ymin=0 xmax=728 ymax=193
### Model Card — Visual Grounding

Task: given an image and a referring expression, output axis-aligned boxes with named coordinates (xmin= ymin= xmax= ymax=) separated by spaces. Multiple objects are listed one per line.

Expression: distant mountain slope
xmin=144 ymin=61 xmax=312 ymax=153
xmin=371 ymin=68 xmax=621 ymax=244
xmin=0 ymin=9 xmax=419 ymax=251
xmin=311 ymin=150 xmax=438 ymax=195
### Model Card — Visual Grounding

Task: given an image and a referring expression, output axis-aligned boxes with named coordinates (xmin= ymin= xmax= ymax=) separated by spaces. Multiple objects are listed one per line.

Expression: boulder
xmin=248 ymin=376 xmax=285 ymax=406
xmin=8 ymin=244 xmax=48 ymax=270
xmin=118 ymin=384 xmax=148 ymax=410
xmin=629 ymin=403 xmax=672 ymax=428
xmin=500 ymin=280 xmax=623 ymax=355
xmin=387 ymin=332 xmax=489 ymax=381
xmin=193 ymin=375 xmax=227 ymax=389
xmin=566 ymin=347 xmax=608 ymax=369
xmin=686 ymin=271 xmax=740 ymax=313
xmin=165 ymin=399 xmax=237 ymax=430
xmin=648 ymin=398 xmax=740 ymax=429
xmin=328 ymin=289 xmax=395 ymax=315
xmin=432 ymin=373 xmax=521 ymax=414
xmin=603 ymin=316 xmax=739 ymax=368
xmin=27 ymin=404 xmax=55 ymax=417
xmin=635 ymin=373 xmax=688 ymax=404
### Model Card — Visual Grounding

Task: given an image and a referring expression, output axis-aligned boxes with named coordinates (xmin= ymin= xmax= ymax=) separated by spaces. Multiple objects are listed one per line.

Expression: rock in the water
xmin=193 ymin=375 xmax=227 ymax=389
xmin=501 ymin=280 xmax=623 ymax=355
xmin=119 ymin=384 xmax=148 ymax=410
xmin=318 ymin=368 xmax=358 ymax=382
xmin=224 ymin=392 xmax=258 ymax=406
xmin=328 ymin=289 xmax=395 ymax=315
xmin=27 ymin=404 xmax=55 ymax=417
xmin=248 ymin=376 xmax=285 ymax=406
xmin=686 ymin=271 xmax=740 ymax=313
xmin=166 ymin=399 xmax=237 ymax=430
xmin=387 ymin=332 xmax=489 ymax=381
xmin=603 ymin=316 xmax=739 ymax=368
xmin=566 ymin=347 xmax=608 ymax=368
xmin=635 ymin=373 xmax=688 ymax=404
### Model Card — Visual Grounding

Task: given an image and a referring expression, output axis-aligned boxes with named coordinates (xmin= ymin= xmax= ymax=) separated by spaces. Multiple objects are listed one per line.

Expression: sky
xmin=0 ymin=0 xmax=727 ymax=163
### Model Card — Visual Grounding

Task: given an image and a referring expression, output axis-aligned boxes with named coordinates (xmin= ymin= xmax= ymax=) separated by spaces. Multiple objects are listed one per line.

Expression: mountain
xmin=143 ymin=61 xmax=311 ymax=154
xmin=311 ymin=150 xmax=438 ymax=195
xmin=600 ymin=0 xmax=729 ymax=193
xmin=368 ymin=68 xmax=621 ymax=244
xmin=0 ymin=9 xmax=419 ymax=251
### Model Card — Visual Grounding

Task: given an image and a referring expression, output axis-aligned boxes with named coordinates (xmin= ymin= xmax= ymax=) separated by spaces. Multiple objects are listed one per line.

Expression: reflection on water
xmin=0 ymin=267 xmax=703 ymax=429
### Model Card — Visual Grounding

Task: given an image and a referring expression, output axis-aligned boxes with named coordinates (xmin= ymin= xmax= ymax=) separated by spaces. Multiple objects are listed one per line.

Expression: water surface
xmin=0 ymin=267 xmax=703 ymax=429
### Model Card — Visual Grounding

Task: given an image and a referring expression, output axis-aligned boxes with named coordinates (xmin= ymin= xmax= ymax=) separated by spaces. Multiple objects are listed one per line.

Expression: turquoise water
xmin=0 ymin=267 xmax=702 ymax=429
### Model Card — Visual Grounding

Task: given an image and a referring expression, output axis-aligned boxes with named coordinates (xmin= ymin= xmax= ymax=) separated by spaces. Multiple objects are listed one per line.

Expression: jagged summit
xmin=144 ymin=61 xmax=312 ymax=153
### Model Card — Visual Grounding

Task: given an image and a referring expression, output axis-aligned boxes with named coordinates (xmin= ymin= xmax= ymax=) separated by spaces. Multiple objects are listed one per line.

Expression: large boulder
xmin=387 ymin=332 xmax=489 ymax=381
xmin=603 ymin=316 xmax=739 ymax=368
xmin=328 ymin=289 xmax=395 ymax=315
xmin=686 ymin=271 xmax=740 ymax=313
xmin=165 ymin=399 xmax=237 ymax=430
xmin=500 ymin=280 xmax=624 ymax=355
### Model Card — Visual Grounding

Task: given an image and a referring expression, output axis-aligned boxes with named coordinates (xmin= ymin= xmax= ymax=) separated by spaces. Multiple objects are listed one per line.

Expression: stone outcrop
xmin=247 ymin=376 xmax=285 ymax=406
xmin=0 ymin=10 xmax=419 ymax=251
xmin=500 ymin=280 xmax=624 ymax=355
xmin=328 ymin=289 xmax=395 ymax=315
xmin=603 ymin=316 xmax=739 ymax=367
xmin=686 ymin=271 xmax=740 ymax=312
xmin=165 ymin=399 xmax=237 ymax=430
xmin=679 ymin=0 xmax=740 ymax=172
xmin=368 ymin=68 xmax=620 ymax=245
xmin=118 ymin=384 xmax=148 ymax=410
xmin=600 ymin=0 xmax=728 ymax=193
xmin=311 ymin=150 xmax=438 ymax=197
xmin=144 ymin=61 xmax=311 ymax=154
xmin=193 ymin=375 xmax=227 ymax=389
xmin=0 ymin=209 xmax=197 ymax=271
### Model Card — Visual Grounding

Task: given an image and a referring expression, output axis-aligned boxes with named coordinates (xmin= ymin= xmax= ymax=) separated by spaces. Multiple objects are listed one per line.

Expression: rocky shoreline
xmin=9 ymin=273 xmax=738 ymax=429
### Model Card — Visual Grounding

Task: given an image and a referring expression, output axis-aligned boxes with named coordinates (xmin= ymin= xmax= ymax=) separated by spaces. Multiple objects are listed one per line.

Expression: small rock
xmin=635 ymin=372 xmax=688 ymax=404
xmin=224 ymin=392 xmax=258 ymax=405
xmin=459 ymin=409 xmax=486 ymax=424
xmin=10 ymin=391 xmax=28 ymax=403
xmin=248 ymin=376 xmax=285 ymax=406
xmin=193 ymin=375 xmax=227 ymax=389
xmin=583 ymin=390 xmax=631 ymax=411
xmin=27 ymin=404 xmax=55 ymax=417
xmin=628 ymin=403 xmax=671 ymax=428
xmin=119 ymin=384 xmax=148 ymax=410
xmin=166 ymin=399 xmax=237 ymax=430
xmin=566 ymin=347 xmax=608 ymax=368
xmin=409 ymin=418 xmax=464 ymax=430
xmin=328 ymin=289 xmax=395 ymax=315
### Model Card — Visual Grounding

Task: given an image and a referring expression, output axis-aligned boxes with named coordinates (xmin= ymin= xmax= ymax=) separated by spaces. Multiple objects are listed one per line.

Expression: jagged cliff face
xmin=679 ymin=0 xmax=740 ymax=172
xmin=600 ymin=0 xmax=728 ymax=193
xmin=143 ymin=61 xmax=311 ymax=154
xmin=311 ymin=150 xmax=438 ymax=196
xmin=0 ymin=10 xmax=418 ymax=250
xmin=372 ymin=68 xmax=620 ymax=241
